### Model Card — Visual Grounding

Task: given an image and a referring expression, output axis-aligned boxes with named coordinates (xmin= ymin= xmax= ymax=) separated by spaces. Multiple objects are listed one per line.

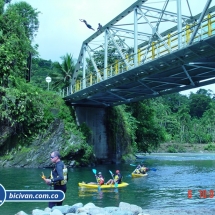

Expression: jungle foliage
xmin=152 ymin=89 xmax=215 ymax=145
xmin=0 ymin=0 xmax=94 ymax=165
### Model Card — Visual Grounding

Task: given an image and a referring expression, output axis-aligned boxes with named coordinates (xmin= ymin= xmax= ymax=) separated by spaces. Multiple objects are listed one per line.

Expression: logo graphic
xmin=0 ymin=184 xmax=64 ymax=205
xmin=0 ymin=184 xmax=6 ymax=206
xmin=5 ymin=190 xmax=65 ymax=202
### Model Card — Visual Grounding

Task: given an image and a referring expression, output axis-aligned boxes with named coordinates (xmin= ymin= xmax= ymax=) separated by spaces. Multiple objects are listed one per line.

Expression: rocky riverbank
xmin=15 ymin=202 xmax=215 ymax=215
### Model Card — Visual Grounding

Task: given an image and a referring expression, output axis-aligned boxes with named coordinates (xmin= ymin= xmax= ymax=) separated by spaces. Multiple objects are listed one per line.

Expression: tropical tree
xmin=176 ymin=104 xmax=191 ymax=142
xmin=5 ymin=1 xmax=40 ymax=40
xmin=0 ymin=0 xmax=40 ymax=140
xmin=30 ymin=58 xmax=56 ymax=90
xmin=128 ymin=100 xmax=166 ymax=152
xmin=52 ymin=53 xmax=75 ymax=90
xmin=162 ymin=93 xmax=189 ymax=113
xmin=201 ymin=102 xmax=215 ymax=142
xmin=0 ymin=0 xmax=39 ymax=87
xmin=106 ymin=105 xmax=138 ymax=158
xmin=189 ymin=91 xmax=211 ymax=118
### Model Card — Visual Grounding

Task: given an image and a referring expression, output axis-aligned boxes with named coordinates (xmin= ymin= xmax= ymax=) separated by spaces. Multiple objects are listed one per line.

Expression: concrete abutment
xmin=75 ymin=106 xmax=108 ymax=161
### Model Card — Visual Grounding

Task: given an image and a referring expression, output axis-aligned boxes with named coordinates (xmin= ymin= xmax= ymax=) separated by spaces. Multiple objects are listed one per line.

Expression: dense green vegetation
xmin=153 ymin=90 xmax=215 ymax=145
xmin=105 ymin=89 xmax=215 ymax=154
xmin=0 ymin=0 xmax=94 ymax=165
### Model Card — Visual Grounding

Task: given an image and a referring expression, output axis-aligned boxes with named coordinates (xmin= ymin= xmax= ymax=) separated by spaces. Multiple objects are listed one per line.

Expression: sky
xmin=11 ymin=0 xmax=215 ymax=95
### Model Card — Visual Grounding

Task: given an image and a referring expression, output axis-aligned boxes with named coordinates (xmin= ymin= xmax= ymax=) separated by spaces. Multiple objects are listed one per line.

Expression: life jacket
xmin=140 ymin=167 xmax=146 ymax=173
xmin=114 ymin=175 xmax=119 ymax=180
xmin=134 ymin=169 xmax=140 ymax=174
xmin=114 ymin=173 xmax=122 ymax=183
xmin=97 ymin=176 xmax=104 ymax=185
xmin=50 ymin=165 xmax=68 ymax=185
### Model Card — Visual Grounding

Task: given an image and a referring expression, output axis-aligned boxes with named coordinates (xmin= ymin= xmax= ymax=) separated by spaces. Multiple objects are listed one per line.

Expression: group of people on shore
xmin=90 ymin=170 xmax=122 ymax=186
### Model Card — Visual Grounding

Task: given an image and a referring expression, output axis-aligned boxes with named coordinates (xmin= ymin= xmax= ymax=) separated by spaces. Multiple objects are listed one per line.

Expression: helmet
xmin=98 ymin=172 xmax=102 ymax=175
xmin=116 ymin=170 xmax=120 ymax=173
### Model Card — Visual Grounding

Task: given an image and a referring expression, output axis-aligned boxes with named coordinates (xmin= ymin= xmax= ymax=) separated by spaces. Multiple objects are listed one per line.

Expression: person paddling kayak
xmin=106 ymin=170 xmax=122 ymax=185
xmin=88 ymin=172 xmax=104 ymax=185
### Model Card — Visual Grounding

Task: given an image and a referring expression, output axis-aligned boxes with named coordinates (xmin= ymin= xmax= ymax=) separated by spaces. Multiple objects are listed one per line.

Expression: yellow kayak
xmin=78 ymin=182 xmax=129 ymax=189
xmin=131 ymin=173 xmax=148 ymax=177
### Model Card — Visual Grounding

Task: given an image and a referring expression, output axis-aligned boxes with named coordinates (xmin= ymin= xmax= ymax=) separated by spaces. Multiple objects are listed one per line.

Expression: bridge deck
xmin=64 ymin=35 xmax=215 ymax=107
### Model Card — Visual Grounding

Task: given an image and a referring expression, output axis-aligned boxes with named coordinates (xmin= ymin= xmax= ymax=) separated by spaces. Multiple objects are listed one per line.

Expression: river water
xmin=1 ymin=153 xmax=215 ymax=215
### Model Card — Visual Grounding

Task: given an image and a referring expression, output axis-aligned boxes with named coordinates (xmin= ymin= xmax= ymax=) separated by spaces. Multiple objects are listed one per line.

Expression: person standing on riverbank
xmin=44 ymin=151 xmax=68 ymax=208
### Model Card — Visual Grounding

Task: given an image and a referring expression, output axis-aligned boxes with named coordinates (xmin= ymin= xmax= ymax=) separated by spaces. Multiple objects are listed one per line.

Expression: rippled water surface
xmin=1 ymin=153 xmax=215 ymax=214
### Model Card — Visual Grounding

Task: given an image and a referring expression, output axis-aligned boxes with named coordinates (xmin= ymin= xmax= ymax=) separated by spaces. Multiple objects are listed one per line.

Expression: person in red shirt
xmin=96 ymin=172 xmax=105 ymax=185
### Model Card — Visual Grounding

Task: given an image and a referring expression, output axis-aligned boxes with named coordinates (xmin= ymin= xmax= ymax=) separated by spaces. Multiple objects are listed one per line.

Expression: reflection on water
xmin=1 ymin=153 xmax=215 ymax=214
xmin=79 ymin=188 xmax=119 ymax=200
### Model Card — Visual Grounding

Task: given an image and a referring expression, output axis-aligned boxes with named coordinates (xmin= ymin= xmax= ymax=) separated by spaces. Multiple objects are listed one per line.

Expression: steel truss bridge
xmin=62 ymin=0 xmax=215 ymax=107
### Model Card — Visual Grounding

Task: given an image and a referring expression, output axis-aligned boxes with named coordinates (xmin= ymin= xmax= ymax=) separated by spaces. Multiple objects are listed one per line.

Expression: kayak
xmin=78 ymin=182 xmax=129 ymax=189
xmin=131 ymin=173 xmax=148 ymax=177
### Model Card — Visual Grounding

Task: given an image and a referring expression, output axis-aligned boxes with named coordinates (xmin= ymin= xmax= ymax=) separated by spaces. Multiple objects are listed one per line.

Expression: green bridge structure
xmin=61 ymin=0 xmax=215 ymax=162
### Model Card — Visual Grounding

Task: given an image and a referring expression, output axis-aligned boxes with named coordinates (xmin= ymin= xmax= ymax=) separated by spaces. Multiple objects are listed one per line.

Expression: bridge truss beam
xmin=63 ymin=0 xmax=215 ymax=107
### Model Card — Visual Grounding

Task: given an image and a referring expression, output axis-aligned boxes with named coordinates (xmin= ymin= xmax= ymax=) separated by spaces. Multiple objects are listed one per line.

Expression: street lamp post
xmin=45 ymin=76 xmax=51 ymax=90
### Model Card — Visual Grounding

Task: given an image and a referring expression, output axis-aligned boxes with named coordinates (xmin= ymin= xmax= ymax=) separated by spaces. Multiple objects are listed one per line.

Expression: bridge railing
xmin=62 ymin=13 xmax=215 ymax=97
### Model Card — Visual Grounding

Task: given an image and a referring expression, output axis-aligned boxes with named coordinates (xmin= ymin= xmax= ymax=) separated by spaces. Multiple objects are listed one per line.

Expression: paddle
xmin=130 ymin=164 xmax=157 ymax=172
xmin=109 ymin=170 xmax=118 ymax=188
xmin=92 ymin=169 xmax=97 ymax=174
xmin=92 ymin=169 xmax=101 ymax=190
xmin=149 ymin=168 xmax=157 ymax=171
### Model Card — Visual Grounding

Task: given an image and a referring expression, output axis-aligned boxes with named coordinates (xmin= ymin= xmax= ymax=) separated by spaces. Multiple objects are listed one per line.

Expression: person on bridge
xmin=97 ymin=23 xmax=102 ymax=31
xmin=79 ymin=19 xmax=95 ymax=31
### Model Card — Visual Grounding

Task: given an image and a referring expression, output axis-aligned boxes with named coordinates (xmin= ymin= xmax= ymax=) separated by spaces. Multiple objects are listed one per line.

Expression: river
xmin=1 ymin=153 xmax=215 ymax=215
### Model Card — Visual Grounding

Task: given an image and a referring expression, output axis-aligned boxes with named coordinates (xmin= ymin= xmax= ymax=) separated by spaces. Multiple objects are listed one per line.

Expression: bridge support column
xmin=134 ymin=7 xmax=138 ymax=67
xmin=83 ymin=45 xmax=86 ymax=89
xmin=75 ymin=107 xmax=108 ymax=160
xmin=177 ymin=0 xmax=182 ymax=49
xmin=104 ymin=29 xmax=108 ymax=80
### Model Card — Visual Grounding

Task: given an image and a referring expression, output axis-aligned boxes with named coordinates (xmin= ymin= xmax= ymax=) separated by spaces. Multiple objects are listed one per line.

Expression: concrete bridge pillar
xmin=74 ymin=107 xmax=108 ymax=160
